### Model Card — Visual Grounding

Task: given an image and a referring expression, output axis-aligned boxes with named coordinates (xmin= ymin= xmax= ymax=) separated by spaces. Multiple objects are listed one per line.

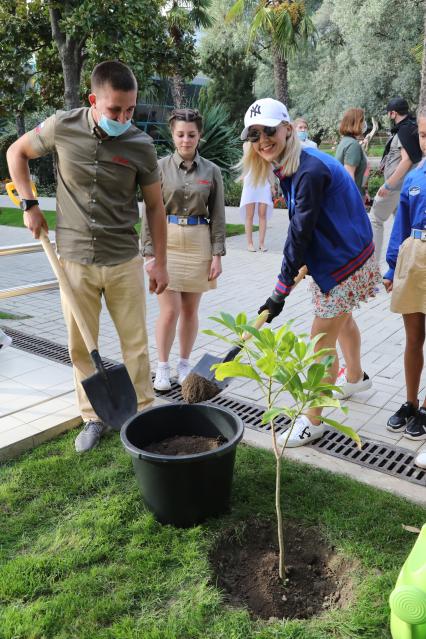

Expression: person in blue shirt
xmin=383 ymin=107 xmax=426 ymax=468
xmin=239 ymin=98 xmax=382 ymax=447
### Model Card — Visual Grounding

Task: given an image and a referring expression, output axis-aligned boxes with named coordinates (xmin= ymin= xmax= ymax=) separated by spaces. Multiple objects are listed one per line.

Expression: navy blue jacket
xmin=273 ymin=147 xmax=374 ymax=297
xmin=385 ymin=159 xmax=426 ymax=281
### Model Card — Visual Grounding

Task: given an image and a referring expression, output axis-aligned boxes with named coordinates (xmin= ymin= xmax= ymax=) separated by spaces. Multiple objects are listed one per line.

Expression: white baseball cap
xmin=240 ymin=98 xmax=291 ymax=141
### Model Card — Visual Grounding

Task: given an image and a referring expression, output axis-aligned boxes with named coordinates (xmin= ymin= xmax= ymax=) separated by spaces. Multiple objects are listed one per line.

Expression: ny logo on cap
xmin=250 ymin=104 xmax=261 ymax=118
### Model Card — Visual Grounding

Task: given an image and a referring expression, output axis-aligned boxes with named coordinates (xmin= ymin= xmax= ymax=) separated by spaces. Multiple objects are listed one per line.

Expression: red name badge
xmin=112 ymin=155 xmax=130 ymax=165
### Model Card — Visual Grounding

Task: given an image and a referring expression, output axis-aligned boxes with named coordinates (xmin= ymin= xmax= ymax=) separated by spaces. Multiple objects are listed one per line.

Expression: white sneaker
xmin=154 ymin=365 xmax=171 ymax=391
xmin=334 ymin=370 xmax=372 ymax=400
xmin=0 ymin=330 xmax=12 ymax=351
xmin=177 ymin=360 xmax=191 ymax=385
xmin=414 ymin=451 xmax=426 ymax=469
xmin=277 ymin=415 xmax=325 ymax=448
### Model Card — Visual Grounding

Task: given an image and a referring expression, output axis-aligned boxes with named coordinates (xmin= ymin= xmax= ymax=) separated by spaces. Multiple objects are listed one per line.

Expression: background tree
xmin=288 ymin=0 xmax=423 ymax=137
xmin=164 ymin=0 xmax=213 ymax=107
xmin=228 ymin=0 xmax=316 ymax=104
xmin=199 ymin=0 xmax=257 ymax=125
xmin=47 ymin=0 xmax=169 ymax=110
xmin=419 ymin=0 xmax=426 ymax=108
xmin=0 ymin=0 xmax=49 ymax=135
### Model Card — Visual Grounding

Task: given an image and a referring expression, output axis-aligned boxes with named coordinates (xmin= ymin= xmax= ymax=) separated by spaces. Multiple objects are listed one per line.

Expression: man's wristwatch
xmin=20 ymin=199 xmax=39 ymax=211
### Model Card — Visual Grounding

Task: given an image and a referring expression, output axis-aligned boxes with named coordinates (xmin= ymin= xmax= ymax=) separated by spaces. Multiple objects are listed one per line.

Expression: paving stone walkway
xmin=1 ymin=205 xmax=425 ymax=460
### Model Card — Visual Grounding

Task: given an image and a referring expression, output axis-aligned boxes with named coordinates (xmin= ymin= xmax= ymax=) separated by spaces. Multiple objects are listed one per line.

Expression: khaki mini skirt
xmin=166 ymin=222 xmax=217 ymax=293
xmin=391 ymin=236 xmax=426 ymax=314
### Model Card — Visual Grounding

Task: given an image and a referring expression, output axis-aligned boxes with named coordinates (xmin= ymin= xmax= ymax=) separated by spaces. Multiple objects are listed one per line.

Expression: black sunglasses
xmin=246 ymin=124 xmax=282 ymax=142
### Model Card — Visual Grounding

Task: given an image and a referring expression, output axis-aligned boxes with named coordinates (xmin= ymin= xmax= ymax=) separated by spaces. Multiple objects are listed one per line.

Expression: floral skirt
xmin=309 ymin=255 xmax=382 ymax=318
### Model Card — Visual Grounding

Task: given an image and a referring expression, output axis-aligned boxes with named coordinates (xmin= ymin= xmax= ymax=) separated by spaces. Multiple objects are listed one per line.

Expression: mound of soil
xmin=144 ymin=434 xmax=227 ymax=456
xmin=210 ymin=518 xmax=354 ymax=620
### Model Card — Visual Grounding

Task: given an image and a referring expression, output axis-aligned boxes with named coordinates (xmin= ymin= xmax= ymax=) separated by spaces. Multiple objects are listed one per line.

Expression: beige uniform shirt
xmin=27 ymin=107 xmax=159 ymax=266
xmin=142 ymin=151 xmax=226 ymax=257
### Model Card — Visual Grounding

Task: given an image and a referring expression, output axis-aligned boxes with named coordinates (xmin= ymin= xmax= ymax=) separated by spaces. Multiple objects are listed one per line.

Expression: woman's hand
xmin=383 ymin=278 xmax=393 ymax=293
xmin=208 ymin=255 xmax=222 ymax=281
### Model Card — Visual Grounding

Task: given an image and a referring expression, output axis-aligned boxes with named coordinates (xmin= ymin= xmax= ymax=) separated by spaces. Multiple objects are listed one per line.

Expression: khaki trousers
xmin=370 ymin=189 xmax=401 ymax=264
xmin=59 ymin=255 xmax=154 ymax=421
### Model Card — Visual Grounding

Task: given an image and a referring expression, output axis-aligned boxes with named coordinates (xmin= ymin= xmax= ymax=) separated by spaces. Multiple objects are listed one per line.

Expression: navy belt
xmin=411 ymin=229 xmax=426 ymax=241
xmin=167 ymin=215 xmax=208 ymax=226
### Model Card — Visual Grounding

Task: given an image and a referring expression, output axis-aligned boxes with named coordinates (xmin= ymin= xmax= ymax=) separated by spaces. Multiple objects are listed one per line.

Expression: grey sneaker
xmin=75 ymin=420 xmax=108 ymax=453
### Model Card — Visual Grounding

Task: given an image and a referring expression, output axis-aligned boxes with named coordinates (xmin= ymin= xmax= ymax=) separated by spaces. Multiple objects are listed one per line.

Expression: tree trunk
xmin=273 ymin=48 xmax=289 ymax=106
xmin=16 ymin=112 xmax=26 ymax=137
xmin=49 ymin=7 xmax=84 ymax=111
xmin=170 ymin=74 xmax=187 ymax=108
xmin=420 ymin=0 xmax=426 ymax=108
xmin=62 ymin=53 xmax=83 ymax=110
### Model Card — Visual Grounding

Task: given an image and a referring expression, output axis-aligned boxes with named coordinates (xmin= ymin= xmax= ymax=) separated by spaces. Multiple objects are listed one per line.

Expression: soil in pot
xmin=144 ymin=434 xmax=227 ymax=456
xmin=210 ymin=518 xmax=355 ymax=620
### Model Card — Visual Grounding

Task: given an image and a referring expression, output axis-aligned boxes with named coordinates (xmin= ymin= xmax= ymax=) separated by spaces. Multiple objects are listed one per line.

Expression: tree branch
xmin=49 ymin=7 xmax=65 ymax=50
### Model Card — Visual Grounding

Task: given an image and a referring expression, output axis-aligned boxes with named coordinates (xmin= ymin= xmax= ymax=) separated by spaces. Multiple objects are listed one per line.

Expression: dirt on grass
xmin=210 ymin=518 xmax=356 ymax=621
xmin=144 ymin=434 xmax=227 ymax=456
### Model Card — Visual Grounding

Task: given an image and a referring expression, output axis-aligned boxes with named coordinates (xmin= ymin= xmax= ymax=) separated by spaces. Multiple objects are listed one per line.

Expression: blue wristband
xmin=383 ymin=182 xmax=393 ymax=191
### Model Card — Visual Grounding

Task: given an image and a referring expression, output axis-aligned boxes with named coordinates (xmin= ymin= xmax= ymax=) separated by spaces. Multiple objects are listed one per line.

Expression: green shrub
xmin=368 ymin=170 xmax=384 ymax=199
xmin=224 ymin=178 xmax=242 ymax=207
xmin=158 ymin=99 xmax=241 ymax=179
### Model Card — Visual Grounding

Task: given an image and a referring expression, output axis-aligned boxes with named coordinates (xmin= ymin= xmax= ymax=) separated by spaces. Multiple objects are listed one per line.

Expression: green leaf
xmin=308 ymin=397 xmax=341 ymax=409
xmin=306 ymin=363 xmax=325 ymax=387
xmin=235 ymin=312 xmax=247 ymax=327
xmin=202 ymin=329 xmax=234 ymax=343
xmin=256 ymin=354 xmax=276 ymax=377
xmin=214 ymin=360 xmax=261 ymax=383
xmin=321 ymin=417 xmax=362 ymax=449
xmin=294 ymin=340 xmax=307 ymax=360
xmin=262 ymin=407 xmax=289 ymax=424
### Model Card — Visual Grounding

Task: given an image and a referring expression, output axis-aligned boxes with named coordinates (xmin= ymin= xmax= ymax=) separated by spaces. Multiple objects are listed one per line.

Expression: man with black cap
xmin=370 ymin=96 xmax=422 ymax=264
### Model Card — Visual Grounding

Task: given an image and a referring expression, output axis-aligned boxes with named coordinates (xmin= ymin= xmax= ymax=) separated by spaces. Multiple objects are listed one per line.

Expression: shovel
xmin=184 ymin=265 xmax=309 ymax=399
xmin=7 ymin=182 xmax=137 ymax=430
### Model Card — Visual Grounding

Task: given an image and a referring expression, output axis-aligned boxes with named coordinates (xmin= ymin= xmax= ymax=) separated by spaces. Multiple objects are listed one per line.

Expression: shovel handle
xmin=293 ymin=264 xmax=308 ymax=285
xmin=39 ymin=229 xmax=97 ymax=354
xmin=7 ymin=181 xmax=100 ymax=367
xmin=241 ymin=265 xmax=308 ymax=341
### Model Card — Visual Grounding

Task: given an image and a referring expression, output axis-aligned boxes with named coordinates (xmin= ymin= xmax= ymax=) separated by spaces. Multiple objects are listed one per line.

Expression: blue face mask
xmin=99 ymin=114 xmax=132 ymax=137
xmin=297 ymin=130 xmax=308 ymax=142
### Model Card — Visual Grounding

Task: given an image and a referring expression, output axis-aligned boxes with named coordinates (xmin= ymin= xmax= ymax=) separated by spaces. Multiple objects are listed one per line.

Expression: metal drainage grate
xmin=3 ymin=326 xmax=425 ymax=487
xmin=157 ymin=383 xmax=426 ymax=488
xmin=310 ymin=430 xmax=426 ymax=486
xmin=1 ymin=326 xmax=118 ymax=369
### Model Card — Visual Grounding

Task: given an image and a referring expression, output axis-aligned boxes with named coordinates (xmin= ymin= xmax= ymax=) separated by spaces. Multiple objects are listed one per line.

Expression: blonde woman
xmin=143 ymin=108 xmax=226 ymax=391
xmin=240 ymin=98 xmax=381 ymax=447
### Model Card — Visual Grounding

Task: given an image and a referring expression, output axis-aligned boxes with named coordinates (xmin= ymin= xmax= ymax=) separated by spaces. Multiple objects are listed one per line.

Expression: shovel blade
xmin=81 ymin=364 xmax=137 ymax=431
xmin=190 ymin=354 xmax=230 ymax=390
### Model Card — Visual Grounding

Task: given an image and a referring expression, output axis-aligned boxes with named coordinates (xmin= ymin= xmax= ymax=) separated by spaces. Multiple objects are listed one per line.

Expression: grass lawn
xmin=0 ymin=311 xmax=31 ymax=320
xmin=1 ymin=429 xmax=425 ymax=639
xmin=0 ymin=208 xmax=253 ymax=238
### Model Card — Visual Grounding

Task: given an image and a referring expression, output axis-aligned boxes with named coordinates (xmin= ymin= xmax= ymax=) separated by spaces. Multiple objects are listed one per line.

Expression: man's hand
xmin=383 ymin=278 xmax=393 ymax=293
xmin=208 ymin=255 xmax=222 ymax=281
xmin=145 ymin=258 xmax=168 ymax=294
xmin=376 ymin=185 xmax=390 ymax=198
xmin=23 ymin=206 xmax=48 ymax=239
xmin=258 ymin=297 xmax=285 ymax=323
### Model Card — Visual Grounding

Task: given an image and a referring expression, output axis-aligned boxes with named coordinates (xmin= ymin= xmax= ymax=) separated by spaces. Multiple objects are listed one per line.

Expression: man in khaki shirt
xmin=7 ymin=60 xmax=168 ymax=453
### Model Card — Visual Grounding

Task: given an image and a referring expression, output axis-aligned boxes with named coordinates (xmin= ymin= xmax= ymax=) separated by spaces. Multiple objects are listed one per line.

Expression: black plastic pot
xmin=120 ymin=403 xmax=244 ymax=527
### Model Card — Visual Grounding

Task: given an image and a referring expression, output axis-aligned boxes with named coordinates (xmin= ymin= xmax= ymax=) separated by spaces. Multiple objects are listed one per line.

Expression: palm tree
xmin=165 ymin=0 xmax=213 ymax=107
xmin=228 ymin=0 xmax=315 ymax=105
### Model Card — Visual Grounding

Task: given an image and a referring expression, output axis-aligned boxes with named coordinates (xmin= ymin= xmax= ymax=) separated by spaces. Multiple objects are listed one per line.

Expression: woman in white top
xmin=239 ymin=160 xmax=273 ymax=252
